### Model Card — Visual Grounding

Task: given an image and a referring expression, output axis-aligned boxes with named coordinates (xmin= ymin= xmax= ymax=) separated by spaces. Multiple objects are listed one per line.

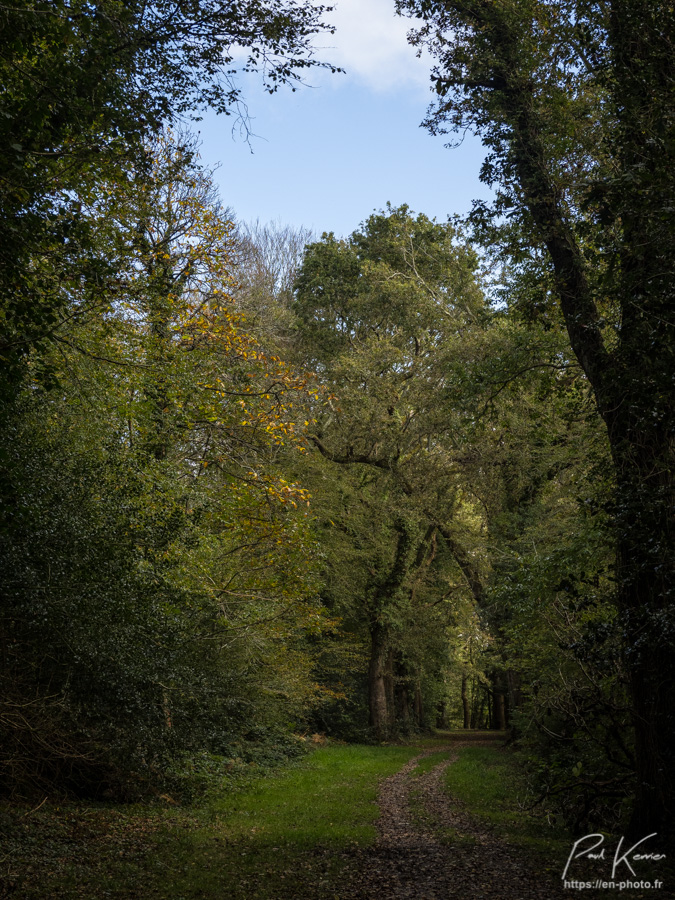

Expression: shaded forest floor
xmin=1 ymin=733 xmax=671 ymax=899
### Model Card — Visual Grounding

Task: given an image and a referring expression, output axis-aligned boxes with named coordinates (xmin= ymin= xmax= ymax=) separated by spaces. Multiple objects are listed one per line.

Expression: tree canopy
xmin=1 ymin=0 xmax=673 ymax=851
xmin=0 ymin=0 xmax=336 ymax=379
xmin=396 ymin=0 xmax=675 ymax=841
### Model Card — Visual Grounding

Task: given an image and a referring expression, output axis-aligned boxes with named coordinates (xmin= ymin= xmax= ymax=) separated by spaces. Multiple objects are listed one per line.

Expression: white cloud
xmin=312 ymin=0 xmax=431 ymax=93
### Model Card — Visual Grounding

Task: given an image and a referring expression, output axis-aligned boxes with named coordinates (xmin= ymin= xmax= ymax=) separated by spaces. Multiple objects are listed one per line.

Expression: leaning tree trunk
xmin=498 ymin=12 xmax=675 ymax=840
xmin=398 ymin=0 xmax=675 ymax=841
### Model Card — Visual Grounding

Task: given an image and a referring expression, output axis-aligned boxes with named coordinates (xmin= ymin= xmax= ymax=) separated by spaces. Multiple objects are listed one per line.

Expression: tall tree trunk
xmin=461 ymin=674 xmax=470 ymax=730
xmin=496 ymin=693 xmax=506 ymax=731
xmin=479 ymin=9 xmax=674 ymax=838
xmin=398 ymin=683 xmax=410 ymax=729
xmin=491 ymin=671 xmax=507 ymax=730
xmin=368 ymin=624 xmax=389 ymax=741
xmin=470 ymin=677 xmax=480 ymax=729
xmin=506 ymin=670 xmax=521 ymax=712
xmin=614 ymin=445 xmax=675 ymax=841
xmin=366 ymin=518 xmax=414 ymax=741
xmin=413 ymin=680 xmax=423 ymax=727
xmin=384 ymin=648 xmax=396 ymax=732
xmin=503 ymin=10 xmax=675 ymax=841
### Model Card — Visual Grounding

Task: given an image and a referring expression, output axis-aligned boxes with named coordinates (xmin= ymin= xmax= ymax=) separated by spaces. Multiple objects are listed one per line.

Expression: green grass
xmin=211 ymin=743 xmax=416 ymax=847
xmin=410 ymin=750 xmax=452 ymax=777
xmin=443 ymin=745 xmax=569 ymax=861
xmin=442 ymin=744 xmax=673 ymax=896
xmin=147 ymin=744 xmax=418 ymax=900
xmin=1 ymin=744 xmax=417 ymax=900
xmin=2 ymin=738 xmax=590 ymax=899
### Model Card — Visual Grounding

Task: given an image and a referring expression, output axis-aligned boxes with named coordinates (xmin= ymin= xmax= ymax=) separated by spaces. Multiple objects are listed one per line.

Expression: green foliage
xmin=489 ymin=520 xmax=633 ymax=832
xmin=0 ymin=137 xmax=329 ymax=798
xmin=0 ymin=0 xmax=336 ymax=380
xmin=0 ymin=0 xmax=343 ymax=795
xmin=458 ymin=312 xmax=630 ymax=827
xmin=395 ymin=0 xmax=675 ymax=834
xmin=291 ymin=205 xmax=490 ymax=739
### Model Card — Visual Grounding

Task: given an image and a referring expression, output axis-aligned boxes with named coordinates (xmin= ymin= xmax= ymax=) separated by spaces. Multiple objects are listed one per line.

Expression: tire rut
xmin=340 ymin=741 xmax=566 ymax=900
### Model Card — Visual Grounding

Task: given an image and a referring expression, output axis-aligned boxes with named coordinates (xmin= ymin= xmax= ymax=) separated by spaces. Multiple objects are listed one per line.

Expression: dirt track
xmin=341 ymin=736 xmax=672 ymax=900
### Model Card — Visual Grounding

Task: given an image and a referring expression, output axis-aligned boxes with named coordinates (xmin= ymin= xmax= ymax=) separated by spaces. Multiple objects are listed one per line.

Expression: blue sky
xmin=195 ymin=0 xmax=492 ymax=238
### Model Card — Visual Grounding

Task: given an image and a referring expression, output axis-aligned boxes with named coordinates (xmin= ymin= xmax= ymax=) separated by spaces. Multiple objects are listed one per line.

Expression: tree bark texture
xmin=368 ymin=624 xmax=389 ymax=741
xmin=366 ymin=519 xmax=414 ymax=740
xmin=384 ymin=649 xmax=396 ymax=731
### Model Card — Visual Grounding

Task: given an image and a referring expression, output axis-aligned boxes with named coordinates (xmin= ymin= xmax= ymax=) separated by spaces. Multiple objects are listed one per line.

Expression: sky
xmin=195 ymin=0 xmax=492 ymax=238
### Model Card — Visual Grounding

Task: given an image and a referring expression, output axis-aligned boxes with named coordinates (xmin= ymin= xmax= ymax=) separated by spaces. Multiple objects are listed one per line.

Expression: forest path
xmin=341 ymin=735 xmax=564 ymax=900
